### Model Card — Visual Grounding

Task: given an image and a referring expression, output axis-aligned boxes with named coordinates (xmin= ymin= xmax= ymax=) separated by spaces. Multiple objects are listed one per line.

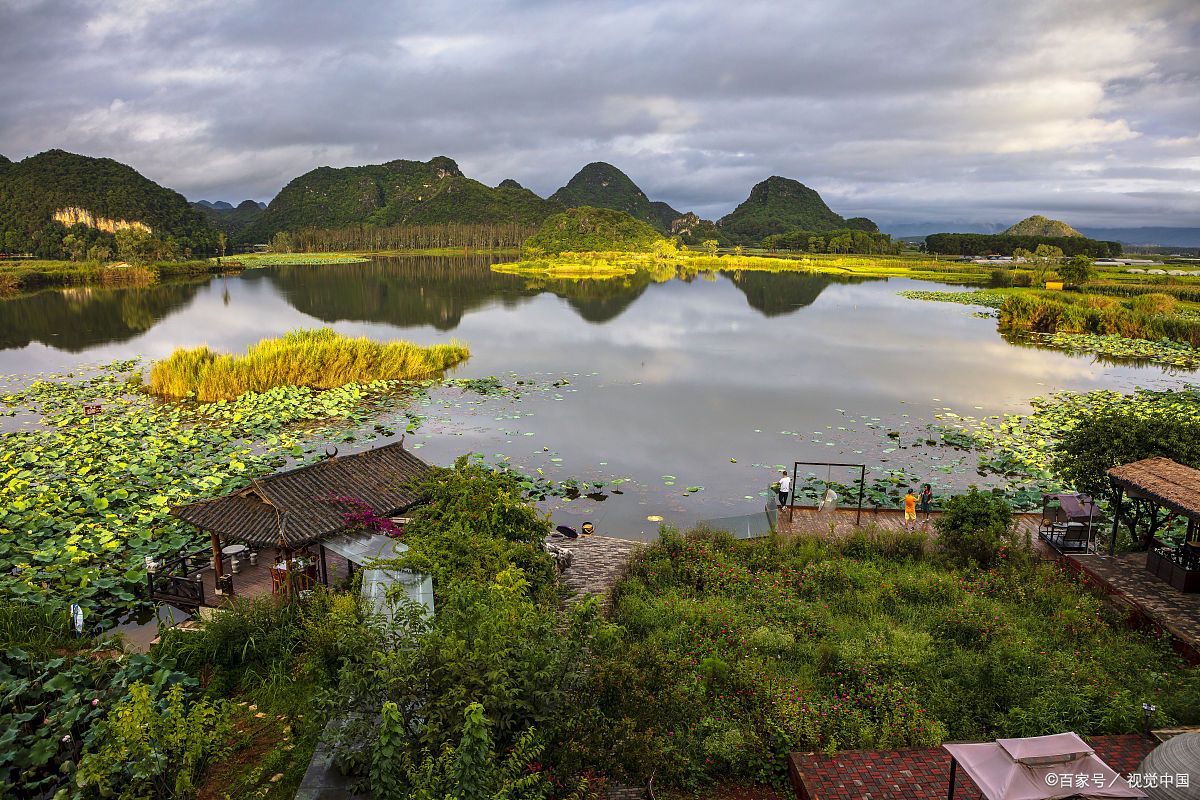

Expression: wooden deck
xmin=1060 ymin=550 xmax=1200 ymax=663
xmin=191 ymin=547 xmax=354 ymax=608
xmin=776 ymin=506 xmax=1044 ymax=538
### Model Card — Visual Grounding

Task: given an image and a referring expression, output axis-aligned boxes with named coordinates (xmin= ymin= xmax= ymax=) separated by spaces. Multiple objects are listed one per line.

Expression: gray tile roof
xmin=170 ymin=441 xmax=432 ymax=548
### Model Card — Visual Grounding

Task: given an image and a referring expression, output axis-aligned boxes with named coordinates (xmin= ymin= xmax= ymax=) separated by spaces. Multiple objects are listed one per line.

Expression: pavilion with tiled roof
xmin=147 ymin=441 xmax=433 ymax=609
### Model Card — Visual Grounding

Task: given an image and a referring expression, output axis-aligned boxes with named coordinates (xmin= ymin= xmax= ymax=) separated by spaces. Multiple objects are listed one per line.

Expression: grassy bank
xmin=148 ymin=328 xmax=469 ymax=401
xmin=0 ymin=258 xmax=219 ymax=294
xmin=491 ymin=251 xmax=987 ymax=283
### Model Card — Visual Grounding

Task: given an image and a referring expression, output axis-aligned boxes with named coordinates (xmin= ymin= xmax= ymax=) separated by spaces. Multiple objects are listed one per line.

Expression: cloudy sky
xmin=1 ymin=0 xmax=1198 ymax=229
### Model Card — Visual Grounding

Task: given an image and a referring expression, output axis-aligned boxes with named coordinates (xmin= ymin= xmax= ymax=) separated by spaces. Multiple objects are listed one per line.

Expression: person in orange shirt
xmin=903 ymin=488 xmax=918 ymax=531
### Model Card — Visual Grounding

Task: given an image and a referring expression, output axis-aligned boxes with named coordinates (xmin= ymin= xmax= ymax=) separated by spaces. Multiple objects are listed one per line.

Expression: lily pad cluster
xmin=896 ymin=289 xmax=1008 ymax=310
xmin=0 ymin=363 xmax=427 ymax=621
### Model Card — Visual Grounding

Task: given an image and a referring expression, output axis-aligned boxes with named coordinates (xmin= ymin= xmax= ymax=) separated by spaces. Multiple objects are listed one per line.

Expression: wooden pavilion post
xmin=210 ymin=530 xmax=223 ymax=575
xmin=1108 ymin=481 xmax=1123 ymax=556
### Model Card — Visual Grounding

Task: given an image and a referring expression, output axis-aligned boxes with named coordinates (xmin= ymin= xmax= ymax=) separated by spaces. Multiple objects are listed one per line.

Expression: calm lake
xmin=0 ymin=255 xmax=1190 ymax=538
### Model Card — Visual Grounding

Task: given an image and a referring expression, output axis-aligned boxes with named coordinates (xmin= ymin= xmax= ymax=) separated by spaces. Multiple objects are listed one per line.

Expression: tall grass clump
xmin=1129 ymin=292 xmax=1178 ymax=315
xmin=1000 ymin=294 xmax=1200 ymax=347
xmin=148 ymin=327 xmax=469 ymax=401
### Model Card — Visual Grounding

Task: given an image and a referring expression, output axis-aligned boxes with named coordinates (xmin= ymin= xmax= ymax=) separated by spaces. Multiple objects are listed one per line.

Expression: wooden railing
xmin=146 ymin=547 xmax=211 ymax=608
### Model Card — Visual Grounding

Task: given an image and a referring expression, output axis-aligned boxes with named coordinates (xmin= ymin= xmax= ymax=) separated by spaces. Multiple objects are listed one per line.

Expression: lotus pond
xmin=3 ymin=254 xmax=1200 ymax=618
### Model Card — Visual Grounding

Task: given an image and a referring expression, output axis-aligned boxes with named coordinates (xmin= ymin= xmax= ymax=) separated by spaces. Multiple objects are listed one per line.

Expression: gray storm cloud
xmin=0 ymin=0 xmax=1197 ymax=227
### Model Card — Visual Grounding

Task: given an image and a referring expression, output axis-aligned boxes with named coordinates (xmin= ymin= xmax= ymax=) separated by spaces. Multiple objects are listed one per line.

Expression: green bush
xmin=1129 ymin=292 xmax=1178 ymax=315
xmin=934 ymin=489 xmax=1021 ymax=568
xmin=370 ymin=701 xmax=585 ymax=800
xmin=76 ymin=682 xmax=230 ymax=799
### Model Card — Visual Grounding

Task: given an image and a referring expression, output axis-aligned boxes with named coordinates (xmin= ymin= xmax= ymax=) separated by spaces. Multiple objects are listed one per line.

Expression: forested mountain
xmin=192 ymin=199 xmax=266 ymax=237
xmin=549 ymin=162 xmax=681 ymax=232
xmin=1004 ymin=215 xmax=1082 ymax=237
xmin=236 ymin=156 xmax=559 ymax=243
xmin=717 ymin=176 xmax=869 ymax=244
xmin=524 ymin=206 xmax=664 ymax=254
xmin=0 ymin=149 xmax=217 ymax=257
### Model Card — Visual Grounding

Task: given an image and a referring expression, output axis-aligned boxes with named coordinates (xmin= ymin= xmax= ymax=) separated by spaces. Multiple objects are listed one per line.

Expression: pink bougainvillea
xmin=324 ymin=495 xmax=404 ymax=538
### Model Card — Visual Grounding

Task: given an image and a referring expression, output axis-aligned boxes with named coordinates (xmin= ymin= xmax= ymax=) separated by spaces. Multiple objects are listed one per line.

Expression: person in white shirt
xmin=777 ymin=470 xmax=791 ymax=510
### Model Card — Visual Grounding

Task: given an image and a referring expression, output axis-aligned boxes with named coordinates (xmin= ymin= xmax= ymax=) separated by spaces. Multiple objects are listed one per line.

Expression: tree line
xmin=281 ymin=222 xmax=541 ymax=252
xmin=762 ymin=227 xmax=902 ymax=255
xmin=926 ymin=233 xmax=1121 ymax=257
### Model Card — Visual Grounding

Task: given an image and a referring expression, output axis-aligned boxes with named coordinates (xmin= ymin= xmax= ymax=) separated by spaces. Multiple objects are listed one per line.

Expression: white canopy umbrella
xmin=944 ymin=733 xmax=1146 ymax=800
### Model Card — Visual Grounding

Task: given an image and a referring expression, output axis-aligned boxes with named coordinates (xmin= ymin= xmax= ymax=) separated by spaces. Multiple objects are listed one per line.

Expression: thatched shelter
xmin=1107 ymin=457 xmax=1200 ymax=592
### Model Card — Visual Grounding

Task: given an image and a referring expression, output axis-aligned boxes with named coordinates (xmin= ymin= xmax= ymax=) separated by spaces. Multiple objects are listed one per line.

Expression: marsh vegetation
xmin=147 ymin=328 xmax=470 ymax=401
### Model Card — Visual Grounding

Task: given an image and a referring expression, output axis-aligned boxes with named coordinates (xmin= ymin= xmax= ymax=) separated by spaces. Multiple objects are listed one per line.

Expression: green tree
xmin=1052 ymin=405 xmax=1200 ymax=548
xmin=270 ymin=230 xmax=294 ymax=253
xmin=86 ymin=243 xmax=112 ymax=263
xmin=114 ymin=227 xmax=160 ymax=265
xmin=1052 ymin=405 xmax=1200 ymax=504
xmin=1059 ymin=254 xmax=1095 ymax=285
xmin=61 ymin=233 xmax=86 ymax=261
xmin=934 ymin=489 xmax=1021 ymax=568
xmin=1033 ymin=244 xmax=1064 ymax=262
xmin=216 ymin=231 xmax=227 ymax=260
xmin=651 ymin=238 xmax=679 ymax=260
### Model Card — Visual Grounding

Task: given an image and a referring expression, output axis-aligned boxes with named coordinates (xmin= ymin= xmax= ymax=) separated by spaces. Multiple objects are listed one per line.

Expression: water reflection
xmin=0 ymin=257 xmax=865 ymax=353
xmin=0 ymin=255 xmax=1187 ymax=538
xmin=0 ymin=281 xmax=205 ymax=351
xmin=726 ymin=270 xmax=875 ymax=316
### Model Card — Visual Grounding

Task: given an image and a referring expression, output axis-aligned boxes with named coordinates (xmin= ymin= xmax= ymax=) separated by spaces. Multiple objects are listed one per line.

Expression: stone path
xmin=550 ymin=534 xmax=644 ymax=602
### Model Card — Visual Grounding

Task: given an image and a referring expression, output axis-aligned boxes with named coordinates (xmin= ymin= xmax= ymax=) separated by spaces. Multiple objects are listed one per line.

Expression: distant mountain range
xmin=886 ymin=220 xmax=1200 ymax=248
xmin=8 ymin=147 xmax=1197 ymax=255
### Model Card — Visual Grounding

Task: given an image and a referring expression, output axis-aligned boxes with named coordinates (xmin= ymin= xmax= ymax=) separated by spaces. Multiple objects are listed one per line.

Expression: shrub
xmin=1129 ymin=292 xmax=1178 ymax=315
xmin=934 ymin=489 xmax=1021 ymax=568
xmin=989 ymin=268 xmax=1013 ymax=287
xmin=76 ymin=682 xmax=230 ymax=799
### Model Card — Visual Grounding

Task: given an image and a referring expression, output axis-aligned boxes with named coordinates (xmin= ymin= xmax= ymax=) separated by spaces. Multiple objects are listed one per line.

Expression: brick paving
xmin=552 ymin=534 xmax=643 ymax=602
xmin=788 ymin=734 xmax=1155 ymax=800
xmin=1062 ymin=551 xmax=1200 ymax=663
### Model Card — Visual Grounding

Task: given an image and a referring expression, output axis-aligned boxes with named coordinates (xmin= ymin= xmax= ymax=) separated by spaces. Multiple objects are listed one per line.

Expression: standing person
xmin=777 ymin=469 xmax=791 ymax=511
xmin=919 ymin=483 xmax=934 ymax=525
xmin=903 ymin=488 xmax=918 ymax=531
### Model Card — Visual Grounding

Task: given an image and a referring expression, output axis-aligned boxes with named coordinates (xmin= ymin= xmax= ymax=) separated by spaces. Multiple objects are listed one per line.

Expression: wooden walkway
xmin=1061 ymin=550 xmax=1200 ymax=663
xmin=194 ymin=548 xmax=353 ymax=607
xmin=777 ymin=506 xmax=1044 ymax=537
